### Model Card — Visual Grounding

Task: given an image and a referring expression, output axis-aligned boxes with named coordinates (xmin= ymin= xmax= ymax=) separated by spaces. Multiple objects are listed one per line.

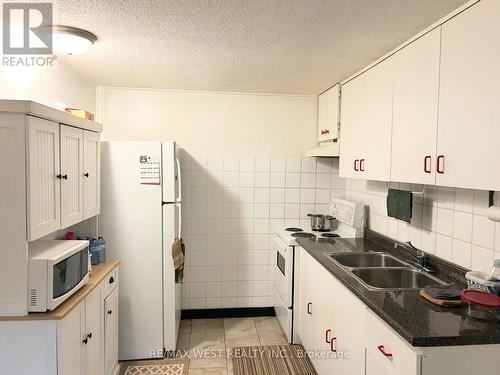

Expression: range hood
xmin=305 ymin=140 xmax=339 ymax=158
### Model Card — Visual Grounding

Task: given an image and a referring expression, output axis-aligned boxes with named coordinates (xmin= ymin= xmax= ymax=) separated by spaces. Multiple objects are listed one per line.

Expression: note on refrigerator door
xmin=139 ymin=154 xmax=161 ymax=185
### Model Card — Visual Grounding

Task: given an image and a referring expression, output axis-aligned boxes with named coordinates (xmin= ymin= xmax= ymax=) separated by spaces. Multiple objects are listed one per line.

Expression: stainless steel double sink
xmin=323 ymin=251 xmax=445 ymax=291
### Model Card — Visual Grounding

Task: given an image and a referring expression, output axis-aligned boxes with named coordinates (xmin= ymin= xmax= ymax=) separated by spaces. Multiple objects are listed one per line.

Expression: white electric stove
xmin=273 ymin=198 xmax=366 ymax=343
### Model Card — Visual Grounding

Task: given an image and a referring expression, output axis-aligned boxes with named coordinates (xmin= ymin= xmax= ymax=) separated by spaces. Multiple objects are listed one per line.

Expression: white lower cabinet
xmin=53 ymin=273 xmax=119 ymax=375
xmin=364 ymin=311 xmax=420 ymax=375
xmin=0 ymin=267 xmax=119 ymax=375
xmin=297 ymin=247 xmax=364 ymax=375
xmin=58 ymin=285 xmax=101 ymax=375
xmin=104 ymin=287 xmax=119 ymax=375
xmin=297 ymin=248 xmax=500 ymax=375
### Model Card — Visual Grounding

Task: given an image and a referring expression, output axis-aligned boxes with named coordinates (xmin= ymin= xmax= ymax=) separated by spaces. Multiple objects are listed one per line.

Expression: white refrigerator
xmin=100 ymin=141 xmax=182 ymax=361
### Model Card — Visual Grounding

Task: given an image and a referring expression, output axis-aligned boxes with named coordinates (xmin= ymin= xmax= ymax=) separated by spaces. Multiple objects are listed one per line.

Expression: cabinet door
xmin=297 ymin=247 xmax=314 ymax=351
xmin=26 ymin=116 xmax=60 ymax=240
xmin=311 ymin=265 xmax=339 ymax=375
xmin=339 ymin=58 xmax=394 ymax=181
xmin=364 ymin=311 xmax=420 ymax=375
xmin=83 ymin=131 xmax=100 ymax=219
xmin=318 ymin=85 xmax=339 ymax=142
xmin=366 ymin=348 xmax=392 ymax=375
xmin=58 ymin=302 xmax=85 ymax=375
xmin=339 ymin=76 xmax=365 ymax=178
xmin=85 ymin=286 xmax=102 ymax=375
xmin=361 ymin=57 xmax=394 ymax=181
xmin=331 ymin=277 xmax=365 ymax=375
xmin=437 ymin=0 xmax=500 ymax=190
xmin=391 ymin=28 xmax=441 ymax=185
xmin=60 ymin=125 xmax=84 ymax=228
xmin=104 ymin=287 xmax=119 ymax=375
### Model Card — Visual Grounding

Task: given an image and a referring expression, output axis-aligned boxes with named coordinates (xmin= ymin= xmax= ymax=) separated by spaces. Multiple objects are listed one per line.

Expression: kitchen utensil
xmin=460 ymin=289 xmax=500 ymax=321
xmin=307 ymin=214 xmax=338 ymax=231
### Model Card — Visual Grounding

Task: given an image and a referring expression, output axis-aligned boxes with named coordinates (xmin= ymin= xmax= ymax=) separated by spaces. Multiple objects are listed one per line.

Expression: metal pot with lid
xmin=307 ymin=214 xmax=338 ymax=232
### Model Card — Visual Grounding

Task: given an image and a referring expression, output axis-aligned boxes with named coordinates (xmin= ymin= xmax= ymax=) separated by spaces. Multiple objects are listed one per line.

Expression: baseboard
xmin=181 ymin=307 xmax=275 ymax=319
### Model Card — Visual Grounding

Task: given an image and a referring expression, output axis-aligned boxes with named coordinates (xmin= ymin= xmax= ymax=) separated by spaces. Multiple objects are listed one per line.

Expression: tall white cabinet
xmin=0 ymin=100 xmax=103 ymax=316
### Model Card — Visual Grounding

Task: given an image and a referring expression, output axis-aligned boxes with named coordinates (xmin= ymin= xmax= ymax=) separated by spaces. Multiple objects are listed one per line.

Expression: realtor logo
xmin=2 ymin=2 xmax=53 ymax=54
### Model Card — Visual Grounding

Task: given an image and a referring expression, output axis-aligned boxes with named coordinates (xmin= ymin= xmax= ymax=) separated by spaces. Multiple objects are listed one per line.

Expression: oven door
xmin=272 ymin=234 xmax=293 ymax=307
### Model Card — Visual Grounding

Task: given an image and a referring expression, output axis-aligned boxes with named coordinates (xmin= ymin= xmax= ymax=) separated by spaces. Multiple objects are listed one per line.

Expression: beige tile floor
xmin=177 ymin=317 xmax=288 ymax=375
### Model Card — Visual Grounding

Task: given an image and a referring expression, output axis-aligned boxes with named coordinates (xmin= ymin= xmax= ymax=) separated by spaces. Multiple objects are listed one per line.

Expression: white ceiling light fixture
xmin=52 ymin=25 xmax=97 ymax=55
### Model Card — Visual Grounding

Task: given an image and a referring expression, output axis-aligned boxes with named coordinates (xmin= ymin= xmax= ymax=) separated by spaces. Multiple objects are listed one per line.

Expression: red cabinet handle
xmin=307 ymin=303 xmax=312 ymax=315
xmin=354 ymin=159 xmax=359 ymax=171
xmin=377 ymin=345 xmax=393 ymax=359
xmin=436 ymin=155 xmax=445 ymax=174
xmin=424 ymin=156 xmax=431 ymax=173
xmin=325 ymin=329 xmax=331 ymax=343
xmin=321 ymin=129 xmax=330 ymax=135
xmin=330 ymin=337 xmax=337 ymax=352
xmin=360 ymin=159 xmax=365 ymax=172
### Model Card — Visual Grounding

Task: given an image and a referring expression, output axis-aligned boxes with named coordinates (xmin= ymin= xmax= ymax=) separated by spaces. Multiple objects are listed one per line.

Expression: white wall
xmin=97 ymin=87 xmax=317 ymax=155
xmin=98 ymin=87 xmax=335 ymax=309
xmin=0 ymin=61 xmax=96 ymax=112
xmin=178 ymin=154 xmax=345 ymax=309
xmin=346 ymin=179 xmax=500 ymax=273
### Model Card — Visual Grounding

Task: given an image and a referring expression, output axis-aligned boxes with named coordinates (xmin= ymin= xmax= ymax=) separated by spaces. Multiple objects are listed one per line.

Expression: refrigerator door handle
xmin=177 ymin=204 xmax=182 ymax=240
xmin=175 ymin=158 xmax=182 ymax=203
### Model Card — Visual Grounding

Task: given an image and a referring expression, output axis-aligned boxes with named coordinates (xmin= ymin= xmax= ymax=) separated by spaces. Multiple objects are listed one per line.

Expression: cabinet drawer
xmin=365 ymin=311 xmax=421 ymax=375
xmin=104 ymin=268 xmax=118 ymax=297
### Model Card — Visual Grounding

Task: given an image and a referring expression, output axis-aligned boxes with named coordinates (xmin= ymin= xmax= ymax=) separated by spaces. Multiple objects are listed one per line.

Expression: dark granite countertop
xmin=296 ymin=232 xmax=500 ymax=347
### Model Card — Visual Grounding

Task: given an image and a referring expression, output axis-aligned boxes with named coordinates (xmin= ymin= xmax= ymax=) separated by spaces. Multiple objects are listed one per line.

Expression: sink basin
xmin=350 ymin=268 xmax=444 ymax=291
xmin=326 ymin=252 xmax=408 ymax=268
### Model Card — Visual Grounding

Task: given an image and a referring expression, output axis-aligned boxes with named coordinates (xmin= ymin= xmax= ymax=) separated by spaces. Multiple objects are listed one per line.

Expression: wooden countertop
xmin=0 ymin=261 xmax=120 ymax=321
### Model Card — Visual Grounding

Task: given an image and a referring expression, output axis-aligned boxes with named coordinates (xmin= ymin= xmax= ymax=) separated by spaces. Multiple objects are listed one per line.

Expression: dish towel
xmin=387 ymin=188 xmax=413 ymax=223
xmin=172 ymin=238 xmax=185 ymax=283
xmin=424 ymin=283 xmax=462 ymax=300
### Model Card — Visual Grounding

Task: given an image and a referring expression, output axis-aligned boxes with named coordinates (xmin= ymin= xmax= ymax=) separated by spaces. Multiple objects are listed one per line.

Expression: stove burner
xmin=321 ymin=233 xmax=340 ymax=238
xmin=285 ymin=227 xmax=303 ymax=232
xmin=291 ymin=232 xmax=316 ymax=238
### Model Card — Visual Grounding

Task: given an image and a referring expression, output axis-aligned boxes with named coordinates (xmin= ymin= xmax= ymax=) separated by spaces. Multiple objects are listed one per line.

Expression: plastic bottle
xmin=90 ymin=238 xmax=100 ymax=265
xmin=98 ymin=236 xmax=106 ymax=263
xmin=487 ymin=259 xmax=500 ymax=281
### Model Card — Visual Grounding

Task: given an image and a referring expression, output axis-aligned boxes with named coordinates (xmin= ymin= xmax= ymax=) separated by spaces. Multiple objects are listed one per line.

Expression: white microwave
xmin=28 ymin=240 xmax=90 ymax=312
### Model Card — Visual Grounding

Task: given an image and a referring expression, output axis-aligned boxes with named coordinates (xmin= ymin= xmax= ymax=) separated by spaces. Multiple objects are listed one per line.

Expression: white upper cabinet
xmin=83 ymin=131 xmax=101 ymax=219
xmin=27 ymin=116 xmax=61 ymax=241
xmin=60 ymin=125 xmax=84 ymax=228
xmin=436 ymin=0 xmax=500 ymax=190
xmin=391 ymin=28 xmax=441 ymax=185
xmin=339 ymin=57 xmax=394 ymax=181
xmin=317 ymin=84 xmax=340 ymax=142
xmin=339 ymin=75 xmax=364 ymax=179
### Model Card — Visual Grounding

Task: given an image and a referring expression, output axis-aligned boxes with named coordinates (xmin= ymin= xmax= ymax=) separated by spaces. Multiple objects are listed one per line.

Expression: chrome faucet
xmin=394 ymin=242 xmax=437 ymax=273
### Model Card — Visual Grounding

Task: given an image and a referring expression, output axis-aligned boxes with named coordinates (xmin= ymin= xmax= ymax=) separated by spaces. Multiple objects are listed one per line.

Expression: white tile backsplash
xmin=346 ymin=178 xmax=499 ymax=272
xmin=181 ymin=151 xmax=343 ymax=309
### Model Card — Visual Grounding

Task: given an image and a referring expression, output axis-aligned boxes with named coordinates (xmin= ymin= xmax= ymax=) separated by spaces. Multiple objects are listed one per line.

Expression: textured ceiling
xmin=51 ymin=0 xmax=467 ymax=94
